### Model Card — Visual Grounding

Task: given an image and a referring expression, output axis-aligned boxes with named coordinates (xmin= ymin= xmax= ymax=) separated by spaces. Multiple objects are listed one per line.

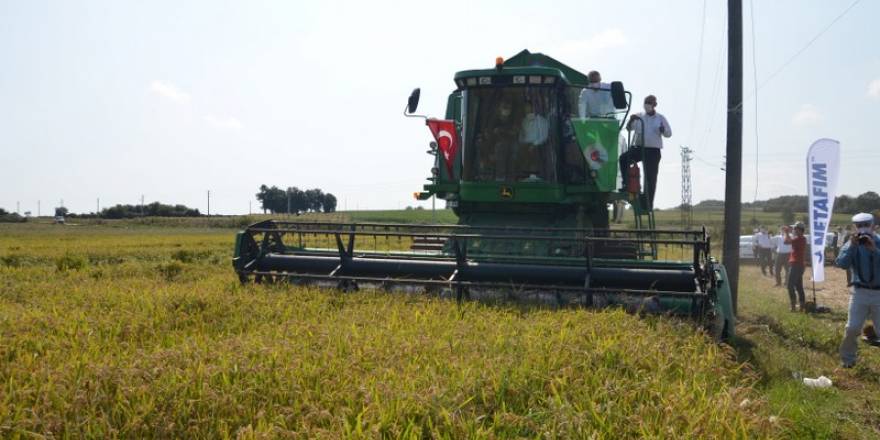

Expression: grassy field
xmin=2 ymin=214 xmax=879 ymax=438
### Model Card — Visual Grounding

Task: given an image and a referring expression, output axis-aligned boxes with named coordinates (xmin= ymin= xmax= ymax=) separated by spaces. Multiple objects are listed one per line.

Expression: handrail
xmin=244 ymin=227 xmax=709 ymax=247
xmin=258 ymin=221 xmax=705 ymax=236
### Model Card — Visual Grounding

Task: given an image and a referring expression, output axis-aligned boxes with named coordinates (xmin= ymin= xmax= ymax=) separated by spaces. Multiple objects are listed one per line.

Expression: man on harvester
xmin=620 ymin=95 xmax=671 ymax=207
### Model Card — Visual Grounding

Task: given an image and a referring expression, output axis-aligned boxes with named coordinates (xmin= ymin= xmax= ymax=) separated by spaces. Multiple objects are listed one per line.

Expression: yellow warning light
xmin=413 ymin=192 xmax=420 ymax=200
xmin=495 ymin=56 xmax=504 ymax=68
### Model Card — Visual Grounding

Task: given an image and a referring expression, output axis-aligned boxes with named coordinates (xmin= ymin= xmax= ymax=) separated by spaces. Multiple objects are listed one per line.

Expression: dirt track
xmin=741 ymin=260 xmax=853 ymax=310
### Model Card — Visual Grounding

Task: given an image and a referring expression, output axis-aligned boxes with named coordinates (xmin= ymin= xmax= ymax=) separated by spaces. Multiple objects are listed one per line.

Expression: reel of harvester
xmin=233 ymin=220 xmax=734 ymax=339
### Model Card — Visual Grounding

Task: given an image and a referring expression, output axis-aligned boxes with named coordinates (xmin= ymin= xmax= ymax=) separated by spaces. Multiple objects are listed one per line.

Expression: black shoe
xmin=842 ymin=361 xmax=855 ymax=368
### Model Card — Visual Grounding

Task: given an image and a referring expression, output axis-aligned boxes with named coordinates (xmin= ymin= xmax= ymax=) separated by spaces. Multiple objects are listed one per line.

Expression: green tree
xmin=286 ymin=187 xmax=307 ymax=214
xmin=256 ymin=185 xmax=287 ymax=214
xmin=304 ymin=189 xmax=324 ymax=212
xmin=855 ymin=191 xmax=880 ymax=213
xmin=322 ymin=193 xmax=337 ymax=213
xmin=835 ymin=195 xmax=854 ymax=214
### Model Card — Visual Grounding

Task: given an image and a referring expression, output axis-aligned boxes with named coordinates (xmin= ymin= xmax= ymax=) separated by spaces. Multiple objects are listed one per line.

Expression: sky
xmin=1 ymin=0 xmax=878 ymax=215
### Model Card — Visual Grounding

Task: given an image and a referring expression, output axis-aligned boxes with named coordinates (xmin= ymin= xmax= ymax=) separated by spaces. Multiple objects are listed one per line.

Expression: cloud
xmin=552 ymin=29 xmax=627 ymax=59
xmin=868 ymin=78 xmax=880 ymax=99
xmin=203 ymin=114 xmax=243 ymax=131
xmin=149 ymin=80 xmax=190 ymax=104
xmin=791 ymin=104 xmax=821 ymax=126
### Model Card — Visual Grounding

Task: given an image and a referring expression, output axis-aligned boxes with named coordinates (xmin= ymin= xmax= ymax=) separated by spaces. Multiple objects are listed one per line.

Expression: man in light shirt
xmin=578 ymin=71 xmax=613 ymax=118
xmin=756 ymin=226 xmax=774 ymax=276
xmin=773 ymin=225 xmax=792 ymax=287
xmin=517 ymin=101 xmax=550 ymax=180
xmin=519 ymin=101 xmax=548 ymax=146
xmin=619 ymin=95 xmax=671 ymax=207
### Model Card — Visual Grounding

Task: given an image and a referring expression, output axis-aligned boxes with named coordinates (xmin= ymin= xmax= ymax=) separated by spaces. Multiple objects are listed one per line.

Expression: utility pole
xmin=723 ymin=0 xmax=743 ymax=315
xmin=680 ymin=146 xmax=693 ymax=229
xmin=207 ymin=190 xmax=211 ymax=216
xmin=37 ymin=200 xmax=41 ymax=217
xmin=97 ymin=198 xmax=100 ymax=214
xmin=16 ymin=201 xmax=20 ymax=214
xmin=141 ymin=194 xmax=145 ymax=216
xmin=249 ymin=201 xmax=252 ymax=215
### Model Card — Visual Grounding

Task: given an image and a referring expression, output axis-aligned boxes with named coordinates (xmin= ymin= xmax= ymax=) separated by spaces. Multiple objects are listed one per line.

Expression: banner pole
xmin=812 ymin=279 xmax=817 ymax=304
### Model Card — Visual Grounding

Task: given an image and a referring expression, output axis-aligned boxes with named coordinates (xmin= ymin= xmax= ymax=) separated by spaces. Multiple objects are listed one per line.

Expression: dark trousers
xmin=758 ymin=248 xmax=773 ymax=275
xmin=788 ymin=264 xmax=806 ymax=308
xmin=774 ymin=252 xmax=790 ymax=286
xmin=619 ymin=147 xmax=661 ymax=207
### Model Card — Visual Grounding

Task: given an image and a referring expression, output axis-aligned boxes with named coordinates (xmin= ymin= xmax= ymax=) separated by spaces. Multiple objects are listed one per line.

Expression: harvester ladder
xmin=631 ymin=195 xmax=657 ymax=259
xmin=629 ymin=135 xmax=657 ymax=259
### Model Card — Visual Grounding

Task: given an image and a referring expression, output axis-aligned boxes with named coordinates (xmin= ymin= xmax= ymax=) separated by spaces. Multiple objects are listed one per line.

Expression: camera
xmin=858 ymin=234 xmax=872 ymax=244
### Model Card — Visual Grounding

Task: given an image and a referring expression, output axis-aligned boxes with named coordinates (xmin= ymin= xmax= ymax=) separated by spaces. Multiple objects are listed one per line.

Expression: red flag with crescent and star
xmin=426 ymin=119 xmax=458 ymax=178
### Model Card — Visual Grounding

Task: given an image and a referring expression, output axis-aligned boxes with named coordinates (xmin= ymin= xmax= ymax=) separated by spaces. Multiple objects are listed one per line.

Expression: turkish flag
xmin=426 ymin=119 xmax=458 ymax=178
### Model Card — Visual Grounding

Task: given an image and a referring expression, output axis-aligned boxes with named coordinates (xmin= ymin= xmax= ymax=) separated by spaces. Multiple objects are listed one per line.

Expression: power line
xmin=731 ymin=0 xmax=863 ymax=112
xmin=688 ymin=0 xmax=709 ymax=145
xmin=697 ymin=9 xmax=728 ymax=155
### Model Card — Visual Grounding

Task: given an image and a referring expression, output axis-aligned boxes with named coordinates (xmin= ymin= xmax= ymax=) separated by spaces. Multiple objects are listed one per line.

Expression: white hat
xmin=852 ymin=213 xmax=874 ymax=224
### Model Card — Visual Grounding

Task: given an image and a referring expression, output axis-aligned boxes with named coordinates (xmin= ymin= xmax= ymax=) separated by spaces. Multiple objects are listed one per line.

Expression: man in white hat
xmin=835 ymin=212 xmax=880 ymax=368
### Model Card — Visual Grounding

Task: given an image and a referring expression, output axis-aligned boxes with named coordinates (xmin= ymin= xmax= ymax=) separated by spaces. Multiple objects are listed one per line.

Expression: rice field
xmin=0 ymin=222 xmax=779 ymax=438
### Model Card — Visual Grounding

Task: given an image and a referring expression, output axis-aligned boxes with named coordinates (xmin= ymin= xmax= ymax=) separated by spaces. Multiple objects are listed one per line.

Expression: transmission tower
xmin=680 ymin=146 xmax=694 ymax=228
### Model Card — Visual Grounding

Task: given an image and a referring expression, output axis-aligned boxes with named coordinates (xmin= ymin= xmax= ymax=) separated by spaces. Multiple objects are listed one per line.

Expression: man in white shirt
xmin=773 ymin=225 xmax=792 ymax=287
xmin=519 ymin=101 xmax=548 ymax=146
xmin=619 ymin=95 xmax=671 ymax=207
xmin=578 ymin=71 xmax=614 ymax=118
xmin=517 ymin=101 xmax=551 ymax=180
xmin=755 ymin=226 xmax=774 ymax=276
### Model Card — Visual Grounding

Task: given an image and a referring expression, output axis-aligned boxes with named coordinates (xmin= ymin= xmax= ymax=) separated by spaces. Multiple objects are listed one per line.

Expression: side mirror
xmin=610 ymin=81 xmax=627 ymax=109
xmin=407 ymin=88 xmax=421 ymax=114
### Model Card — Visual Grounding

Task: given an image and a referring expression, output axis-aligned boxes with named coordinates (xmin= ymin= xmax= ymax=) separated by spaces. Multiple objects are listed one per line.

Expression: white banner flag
xmin=806 ymin=138 xmax=841 ymax=282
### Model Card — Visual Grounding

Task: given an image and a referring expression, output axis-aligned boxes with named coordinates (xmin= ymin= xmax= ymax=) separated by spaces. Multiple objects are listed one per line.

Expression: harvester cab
xmin=409 ymin=51 xmax=650 ymax=232
xmin=233 ymin=50 xmax=735 ymax=340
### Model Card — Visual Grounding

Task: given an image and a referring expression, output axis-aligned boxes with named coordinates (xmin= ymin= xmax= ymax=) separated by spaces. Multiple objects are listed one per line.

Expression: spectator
xmin=620 ymin=95 xmax=670 ymax=207
xmin=836 ymin=213 xmax=880 ymax=368
xmin=773 ymin=225 xmax=792 ymax=287
xmin=755 ymin=226 xmax=774 ymax=276
xmin=784 ymin=223 xmax=808 ymax=312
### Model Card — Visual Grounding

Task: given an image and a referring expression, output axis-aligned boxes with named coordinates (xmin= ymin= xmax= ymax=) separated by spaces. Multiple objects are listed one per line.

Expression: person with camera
xmin=836 ymin=213 xmax=880 ymax=368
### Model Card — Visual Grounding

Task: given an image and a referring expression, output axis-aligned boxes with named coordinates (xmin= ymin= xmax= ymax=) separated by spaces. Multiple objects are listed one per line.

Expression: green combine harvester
xmin=233 ymin=50 xmax=735 ymax=339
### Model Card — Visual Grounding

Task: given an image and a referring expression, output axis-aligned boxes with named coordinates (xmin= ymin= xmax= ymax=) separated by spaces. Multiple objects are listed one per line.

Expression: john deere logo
xmin=500 ymin=186 xmax=513 ymax=199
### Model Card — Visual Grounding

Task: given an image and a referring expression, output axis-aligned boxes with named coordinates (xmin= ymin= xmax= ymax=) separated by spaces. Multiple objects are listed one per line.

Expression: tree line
xmin=256 ymin=185 xmax=337 ymax=214
xmin=686 ymin=192 xmax=880 ymax=215
xmin=0 ymin=208 xmax=26 ymax=223
xmin=97 ymin=203 xmax=201 ymax=219
xmin=745 ymin=192 xmax=880 ymax=214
